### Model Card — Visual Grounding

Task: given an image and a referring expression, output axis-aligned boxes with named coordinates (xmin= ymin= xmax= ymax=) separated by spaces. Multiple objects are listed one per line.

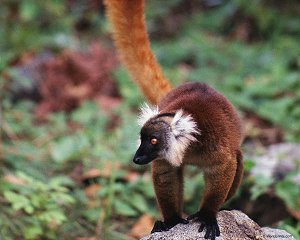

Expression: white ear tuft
xmin=137 ymin=103 xmax=159 ymax=126
xmin=165 ymin=109 xmax=200 ymax=167
xmin=171 ymin=109 xmax=199 ymax=140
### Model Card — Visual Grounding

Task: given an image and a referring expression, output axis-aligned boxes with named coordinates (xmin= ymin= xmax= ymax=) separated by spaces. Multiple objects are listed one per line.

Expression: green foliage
xmin=114 ymin=67 xmax=144 ymax=108
xmin=275 ymin=173 xmax=300 ymax=210
xmin=109 ymin=180 xmax=156 ymax=218
xmin=250 ymin=175 xmax=273 ymax=200
xmin=280 ymin=220 xmax=300 ymax=240
xmin=0 ymin=0 xmax=105 ymax=72
xmin=243 ymin=159 xmax=255 ymax=172
xmin=1 ymin=0 xmax=68 ymax=67
xmin=2 ymin=173 xmax=74 ymax=239
xmin=190 ymin=0 xmax=300 ymax=39
xmin=248 ymin=169 xmax=300 ymax=237
xmin=249 ymin=166 xmax=299 ymax=211
xmin=1 ymin=97 xmax=144 ymax=239
xmin=146 ymin=0 xmax=182 ymax=20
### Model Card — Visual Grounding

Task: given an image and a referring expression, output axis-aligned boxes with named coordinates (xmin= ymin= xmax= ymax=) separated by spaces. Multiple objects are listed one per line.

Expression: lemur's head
xmin=133 ymin=104 xmax=200 ymax=167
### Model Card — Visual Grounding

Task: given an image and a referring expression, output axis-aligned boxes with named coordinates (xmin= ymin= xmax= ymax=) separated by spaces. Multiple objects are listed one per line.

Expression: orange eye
xmin=151 ymin=138 xmax=157 ymax=145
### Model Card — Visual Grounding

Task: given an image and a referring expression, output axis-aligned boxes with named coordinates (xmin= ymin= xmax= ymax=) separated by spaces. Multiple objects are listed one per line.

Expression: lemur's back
xmin=159 ymin=82 xmax=243 ymax=151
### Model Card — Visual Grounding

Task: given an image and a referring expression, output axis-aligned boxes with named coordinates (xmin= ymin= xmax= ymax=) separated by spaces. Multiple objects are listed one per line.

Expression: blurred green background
xmin=1 ymin=0 xmax=300 ymax=239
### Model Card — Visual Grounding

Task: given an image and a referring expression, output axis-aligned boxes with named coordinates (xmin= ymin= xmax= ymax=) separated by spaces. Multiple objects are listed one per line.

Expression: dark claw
xmin=151 ymin=217 xmax=189 ymax=233
xmin=151 ymin=220 xmax=166 ymax=233
xmin=199 ymin=223 xmax=205 ymax=232
xmin=187 ymin=212 xmax=197 ymax=221
xmin=175 ymin=217 xmax=189 ymax=225
xmin=187 ymin=210 xmax=220 ymax=240
xmin=216 ymin=224 xmax=220 ymax=236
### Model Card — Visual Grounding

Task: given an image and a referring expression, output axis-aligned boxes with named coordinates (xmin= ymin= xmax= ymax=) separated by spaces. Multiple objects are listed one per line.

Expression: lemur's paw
xmin=187 ymin=211 xmax=220 ymax=240
xmin=151 ymin=217 xmax=188 ymax=233
xmin=167 ymin=216 xmax=189 ymax=226
xmin=151 ymin=220 xmax=166 ymax=233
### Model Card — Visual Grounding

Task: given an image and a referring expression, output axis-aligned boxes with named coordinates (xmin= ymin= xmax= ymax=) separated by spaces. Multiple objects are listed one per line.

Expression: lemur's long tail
xmin=104 ymin=0 xmax=171 ymax=104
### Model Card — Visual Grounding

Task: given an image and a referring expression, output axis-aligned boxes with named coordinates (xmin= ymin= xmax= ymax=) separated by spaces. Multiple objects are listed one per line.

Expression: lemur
xmin=104 ymin=1 xmax=244 ymax=240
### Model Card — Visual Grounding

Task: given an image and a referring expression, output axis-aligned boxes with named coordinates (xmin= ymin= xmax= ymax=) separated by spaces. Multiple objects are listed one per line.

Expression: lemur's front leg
xmin=151 ymin=160 xmax=188 ymax=233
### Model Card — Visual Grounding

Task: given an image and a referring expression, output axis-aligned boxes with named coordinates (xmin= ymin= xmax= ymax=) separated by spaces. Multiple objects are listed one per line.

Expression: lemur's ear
xmin=138 ymin=103 xmax=159 ymax=127
xmin=164 ymin=109 xmax=200 ymax=167
xmin=170 ymin=109 xmax=200 ymax=141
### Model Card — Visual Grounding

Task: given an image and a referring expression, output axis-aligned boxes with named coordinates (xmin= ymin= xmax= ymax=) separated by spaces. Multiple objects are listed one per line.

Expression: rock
xmin=249 ymin=143 xmax=300 ymax=222
xmin=262 ymin=227 xmax=295 ymax=240
xmin=251 ymin=143 xmax=300 ymax=185
xmin=140 ymin=210 xmax=294 ymax=240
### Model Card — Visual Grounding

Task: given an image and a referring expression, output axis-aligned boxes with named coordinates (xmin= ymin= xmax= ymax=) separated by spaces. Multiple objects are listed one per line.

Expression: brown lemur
xmin=104 ymin=1 xmax=244 ymax=240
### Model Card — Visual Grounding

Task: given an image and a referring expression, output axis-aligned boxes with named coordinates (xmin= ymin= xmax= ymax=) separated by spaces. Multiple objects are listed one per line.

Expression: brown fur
xmin=104 ymin=0 xmax=171 ymax=104
xmin=154 ymin=82 xmax=243 ymax=219
xmin=152 ymin=160 xmax=184 ymax=222
xmin=226 ymin=149 xmax=244 ymax=201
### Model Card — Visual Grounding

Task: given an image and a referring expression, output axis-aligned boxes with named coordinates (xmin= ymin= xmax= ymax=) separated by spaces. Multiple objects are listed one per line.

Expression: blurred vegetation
xmin=1 ymin=0 xmax=300 ymax=239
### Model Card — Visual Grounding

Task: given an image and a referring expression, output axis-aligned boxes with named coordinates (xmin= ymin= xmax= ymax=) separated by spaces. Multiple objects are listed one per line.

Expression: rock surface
xmin=140 ymin=210 xmax=294 ymax=240
xmin=251 ymin=143 xmax=300 ymax=185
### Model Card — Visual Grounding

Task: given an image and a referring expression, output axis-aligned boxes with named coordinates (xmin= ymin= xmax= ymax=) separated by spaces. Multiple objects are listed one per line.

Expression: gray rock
xmin=251 ymin=143 xmax=300 ymax=185
xmin=141 ymin=210 xmax=294 ymax=240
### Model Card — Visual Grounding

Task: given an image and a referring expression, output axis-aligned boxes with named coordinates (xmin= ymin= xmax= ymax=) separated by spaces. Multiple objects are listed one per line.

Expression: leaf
xmin=38 ymin=210 xmax=66 ymax=225
xmin=282 ymin=224 xmax=300 ymax=240
xmin=24 ymin=205 xmax=34 ymax=214
xmin=20 ymin=0 xmax=38 ymax=21
xmin=49 ymin=176 xmax=75 ymax=188
xmin=250 ymin=176 xmax=273 ymax=200
xmin=71 ymin=101 xmax=100 ymax=125
xmin=129 ymin=194 xmax=148 ymax=213
xmin=52 ymin=192 xmax=75 ymax=205
xmin=51 ymin=135 xmax=89 ymax=163
xmin=135 ymin=180 xmax=155 ymax=198
xmin=4 ymin=191 xmax=32 ymax=212
xmin=243 ymin=159 xmax=255 ymax=172
xmin=24 ymin=224 xmax=42 ymax=239
xmin=51 ymin=137 xmax=76 ymax=162
xmin=275 ymin=179 xmax=300 ymax=210
xmin=114 ymin=200 xmax=138 ymax=217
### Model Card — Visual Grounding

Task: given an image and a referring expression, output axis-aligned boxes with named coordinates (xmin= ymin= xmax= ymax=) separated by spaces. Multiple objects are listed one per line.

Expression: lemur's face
xmin=133 ymin=121 xmax=169 ymax=165
xmin=133 ymin=104 xmax=199 ymax=167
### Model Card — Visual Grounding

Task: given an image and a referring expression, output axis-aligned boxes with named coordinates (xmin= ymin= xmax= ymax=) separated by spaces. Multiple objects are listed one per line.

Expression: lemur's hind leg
xmin=226 ymin=149 xmax=244 ymax=201
xmin=188 ymin=152 xmax=237 ymax=240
